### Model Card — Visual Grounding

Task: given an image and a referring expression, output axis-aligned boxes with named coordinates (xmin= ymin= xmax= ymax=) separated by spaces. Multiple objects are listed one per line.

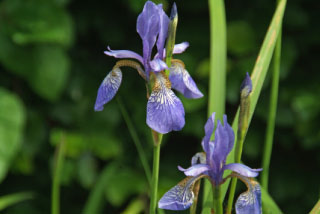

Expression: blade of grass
xmin=51 ymin=133 xmax=65 ymax=214
xmin=202 ymin=0 xmax=227 ymax=212
xmin=220 ymin=0 xmax=286 ymax=213
xmin=117 ymin=97 xmax=152 ymax=186
xmin=0 ymin=192 xmax=33 ymax=210
xmin=261 ymin=0 xmax=282 ymax=191
xmin=82 ymin=165 xmax=109 ymax=214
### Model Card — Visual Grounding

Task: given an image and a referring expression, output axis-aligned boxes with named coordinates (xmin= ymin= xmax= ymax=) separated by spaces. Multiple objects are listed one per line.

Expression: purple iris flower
xmin=158 ymin=112 xmax=262 ymax=212
xmin=94 ymin=1 xmax=203 ymax=134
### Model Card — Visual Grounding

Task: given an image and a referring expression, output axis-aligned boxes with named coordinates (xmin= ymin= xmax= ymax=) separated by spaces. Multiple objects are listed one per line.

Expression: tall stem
xmin=261 ymin=0 xmax=282 ymax=190
xmin=51 ymin=134 xmax=65 ymax=214
xmin=149 ymin=131 xmax=163 ymax=214
xmin=117 ymin=97 xmax=152 ymax=186
xmin=213 ymin=185 xmax=223 ymax=214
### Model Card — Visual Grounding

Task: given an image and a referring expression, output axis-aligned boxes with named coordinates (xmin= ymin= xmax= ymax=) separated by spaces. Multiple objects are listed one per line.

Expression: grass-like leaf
xmin=202 ymin=0 xmax=227 ymax=213
xmin=220 ymin=0 xmax=287 ymax=213
xmin=0 ymin=192 xmax=33 ymax=211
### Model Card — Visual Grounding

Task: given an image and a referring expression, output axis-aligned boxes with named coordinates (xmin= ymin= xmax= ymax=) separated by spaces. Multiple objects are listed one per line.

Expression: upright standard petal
xmin=236 ymin=179 xmax=262 ymax=214
xmin=201 ymin=112 xmax=215 ymax=153
xmin=137 ymin=1 xmax=160 ymax=73
xmin=169 ymin=61 xmax=203 ymax=98
xmin=158 ymin=176 xmax=202 ymax=210
xmin=223 ymin=163 xmax=262 ymax=178
xmin=104 ymin=47 xmax=143 ymax=64
xmin=94 ymin=68 xmax=122 ymax=111
xmin=156 ymin=4 xmax=169 ymax=59
xmin=146 ymin=73 xmax=185 ymax=134
xmin=223 ymin=115 xmax=235 ymax=155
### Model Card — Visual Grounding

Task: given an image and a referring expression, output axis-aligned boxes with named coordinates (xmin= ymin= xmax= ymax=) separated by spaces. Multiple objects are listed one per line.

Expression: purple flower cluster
xmin=158 ymin=113 xmax=262 ymax=213
xmin=94 ymin=1 xmax=203 ymax=134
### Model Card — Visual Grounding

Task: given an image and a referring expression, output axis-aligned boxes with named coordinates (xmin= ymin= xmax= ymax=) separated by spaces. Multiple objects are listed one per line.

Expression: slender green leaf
xmin=220 ymin=0 xmax=286 ymax=213
xmin=310 ymin=200 xmax=320 ymax=214
xmin=202 ymin=0 xmax=227 ymax=212
xmin=0 ymin=192 xmax=33 ymax=210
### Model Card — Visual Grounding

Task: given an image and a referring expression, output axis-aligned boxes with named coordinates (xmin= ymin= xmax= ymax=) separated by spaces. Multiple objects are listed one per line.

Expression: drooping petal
xmin=169 ymin=61 xmax=203 ymax=99
xmin=178 ymin=164 xmax=210 ymax=177
xmin=150 ymin=58 xmax=168 ymax=72
xmin=137 ymin=1 xmax=160 ymax=73
xmin=224 ymin=163 xmax=262 ymax=178
xmin=94 ymin=68 xmax=122 ymax=111
xmin=236 ymin=180 xmax=262 ymax=214
xmin=201 ymin=112 xmax=215 ymax=154
xmin=104 ymin=47 xmax=143 ymax=64
xmin=158 ymin=176 xmax=202 ymax=210
xmin=191 ymin=152 xmax=206 ymax=165
xmin=156 ymin=4 xmax=169 ymax=59
xmin=146 ymin=73 xmax=185 ymax=134
xmin=173 ymin=42 xmax=189 ymax=54
xmin=157 ymin=42 xmax=190 ymax=59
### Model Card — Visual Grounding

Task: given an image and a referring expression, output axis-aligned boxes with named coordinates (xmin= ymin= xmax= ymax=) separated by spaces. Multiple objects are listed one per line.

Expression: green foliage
xmin=0 ymin=89 xmax=25 ymax=182
xmin=0 ymin=192 xmax=33 ymax=211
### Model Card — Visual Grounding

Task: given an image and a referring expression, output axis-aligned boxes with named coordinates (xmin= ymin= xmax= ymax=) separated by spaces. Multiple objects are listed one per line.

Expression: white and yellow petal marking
xmin=146 ymin=72 xmax=185 ymax=134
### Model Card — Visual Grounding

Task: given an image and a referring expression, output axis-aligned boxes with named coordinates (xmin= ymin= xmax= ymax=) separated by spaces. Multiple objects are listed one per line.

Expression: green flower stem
xmin=51 ymin=134 xmax=65 ymax=214
xmin=261 ymin=0 xmax=282 ymax=190
xmin=226 ymin=91 xmax=251 ymax=214
xmin=212 ymin=185 xmax=223 ymax=214
xmin=117 ymin=97 xmax=152 ymax=186
xmin=149 ymin=131 xmax=163 ymax=214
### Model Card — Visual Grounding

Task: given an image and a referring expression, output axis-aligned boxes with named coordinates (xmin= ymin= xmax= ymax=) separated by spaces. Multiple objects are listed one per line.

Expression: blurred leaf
xmin=227 ymin=21 xmax=256 ymax=56
xmin=29 ymin=46 xmax=70 ymax=101
xmin=261 ymin=188 xmax=283 ymax=214
xmin=0 ymin=192 xmax=33 ymax=211
xmin=50 ymin=129 xmax=122 ymax=159
xmin=196 ymin=58 xmax=210 ymax=78
xmin=121 ymin=198 xmax=145 ymax=214
xmin=0 ymin=0 xmax=73 ymax=46
xmin=0 ymin=88 xmax=25 ymax=182
xmin=77 ymin=154 xmax=98 ymax=189
xmin=104 ymin=163 xmax=146 ymax=206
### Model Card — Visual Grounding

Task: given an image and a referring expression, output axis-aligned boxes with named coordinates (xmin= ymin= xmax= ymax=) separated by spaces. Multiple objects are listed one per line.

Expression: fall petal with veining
xmin=169 ymin=61 xmax=203 ymax=99
xmin=94 ymin=68 xmax=122 ymax=111
xmin=146 ymin=73 xmax=185 ymax=134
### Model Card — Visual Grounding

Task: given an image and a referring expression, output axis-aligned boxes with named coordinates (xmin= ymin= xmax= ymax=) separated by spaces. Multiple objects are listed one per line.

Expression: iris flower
xmin=94 ymin=1 xmax=203 ymax=134
xmin=158 ymin=113 xmax=262 ymax=213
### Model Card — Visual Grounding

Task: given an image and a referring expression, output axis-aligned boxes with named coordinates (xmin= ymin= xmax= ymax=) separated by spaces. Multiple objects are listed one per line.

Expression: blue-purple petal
xmin=150 ymin=58 xmax=168 ymax=72
xmin=191 ymin=152 xmax=206 ymax=165
xmin=94 ymin=68 xmax=122 ymax=111
xmin=224 ymin=163 xmax=262 ymax=178
xmin=178 ymin=164 xmax=210 ymax=177
xmin=223 ymin=115 xmax=235 ymax=155
xmin=236 ymin=180 xmax=262 ymax=214
xmin=156 ymin=4 xmax=169 ymax=59
xmin=173 ymin=42 xmax=189 ymax=54
xmin=146 ymin=73 xmax=185 ymax=134
xmin=169 ymin=62 xmax=203 ymax=99
xmin=104 ymin=47 xmax=143 ymax=64
xmin=201 ymin=112 xmax=215 ymax=155
xmin=158 ymin=176 xmax=201 ymax=210
xmin=137 ymin=1 xmax=160 ymax=73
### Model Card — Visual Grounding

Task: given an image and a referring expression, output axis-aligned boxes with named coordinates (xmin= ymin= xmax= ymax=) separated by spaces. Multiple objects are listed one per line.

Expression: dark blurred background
xmin=0 ymin=0 xmax=319 ymax=213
